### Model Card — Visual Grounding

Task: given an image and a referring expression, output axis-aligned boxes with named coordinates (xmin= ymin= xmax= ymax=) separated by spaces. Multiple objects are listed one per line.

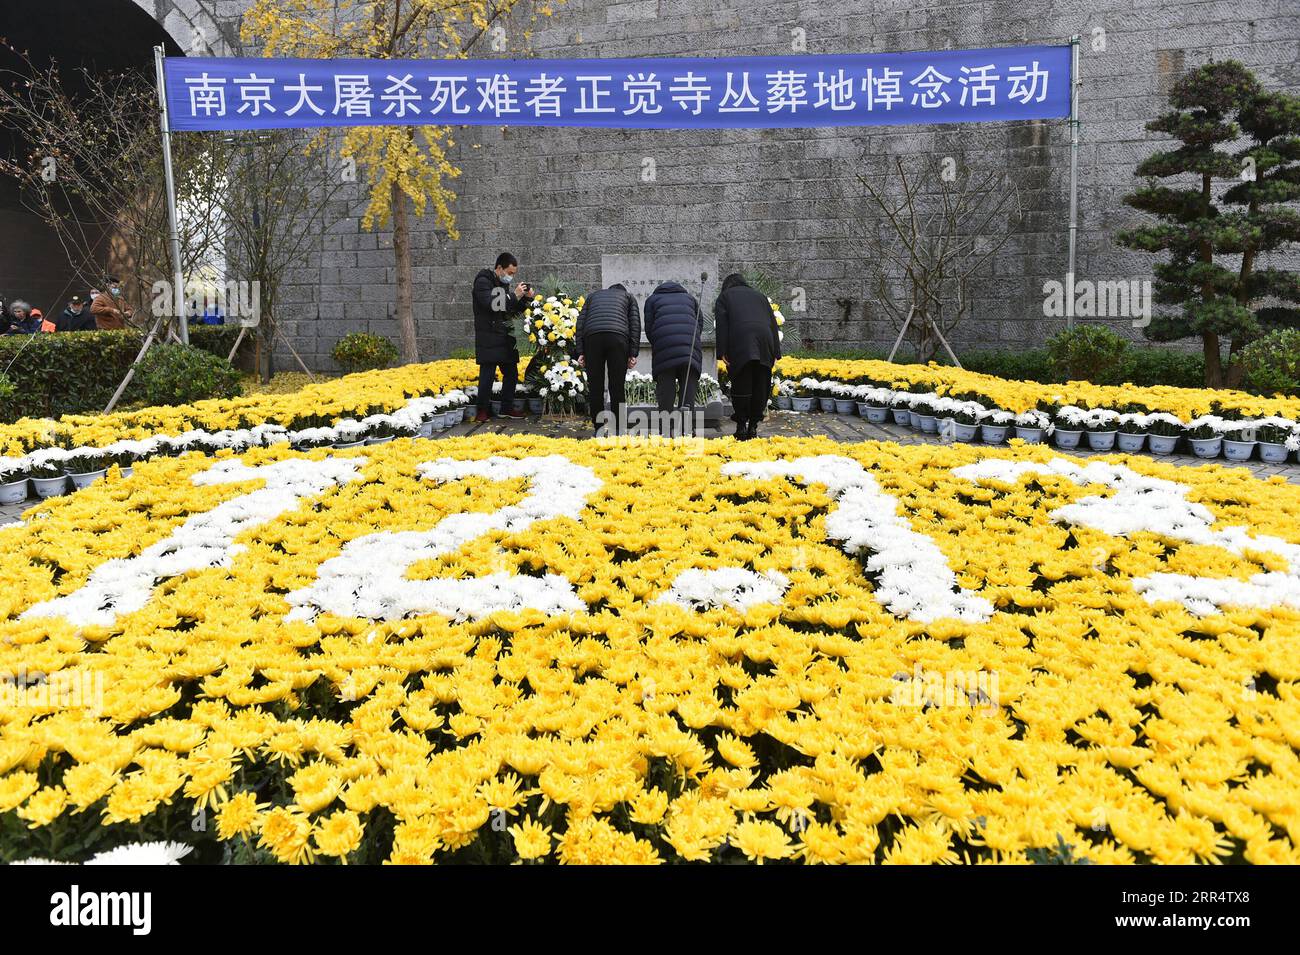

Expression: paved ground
xmin=3 ymin=409 xmax=1297 ymax=526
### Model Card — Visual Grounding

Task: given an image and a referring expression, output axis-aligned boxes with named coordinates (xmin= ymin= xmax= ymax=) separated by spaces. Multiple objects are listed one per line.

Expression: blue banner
xmin=165 ymin=46 xmax=1071 ymax=131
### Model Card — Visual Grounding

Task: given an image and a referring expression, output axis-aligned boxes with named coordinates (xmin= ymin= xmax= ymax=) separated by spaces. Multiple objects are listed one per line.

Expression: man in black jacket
xmin=56 ymin=295 xmax=96 ymax=332
xmin=715 ymin=273 xmax=782 ymax=440
xmin=644 ymin=281 xmax=703 ymax=415
xmin=472 ymin=252 xmax=531 ymax=422
xmin=575 ymin=283 xmax=640 ymax=434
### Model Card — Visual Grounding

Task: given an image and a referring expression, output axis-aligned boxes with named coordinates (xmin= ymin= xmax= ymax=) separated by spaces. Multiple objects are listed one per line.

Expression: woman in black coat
xmin=643 ymin=281 xmax=703 ymax=413
xmin=714 ymin=273 xmax=781 ymax=440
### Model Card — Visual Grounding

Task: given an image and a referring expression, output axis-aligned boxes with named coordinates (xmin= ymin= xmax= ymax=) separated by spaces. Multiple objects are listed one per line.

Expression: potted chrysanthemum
xmin=29 ymin=460 xmax=67 ymax=498
xmin=1257 ymin=420 xmax=1294 ymax=464
xmin=1221 ymin=420 xmax=1258 ymax=462
xmin=980 ymin=409 xmax=1015 ymax=445
xmin=1052 ymin=407 xmax=1087 ymax=449
xmin=1084 ymin=408 xmax=1121 ymax=452
xmin=1184 ymin=417 xmax=1225 ymax=459
xmin=790 ymin=380 xmax=815 ymax=413
xmin=1014 ymin=407 xmax=1051 ymax=443
xmin=63 ymin=450 xmax=110 ymax=490
xmin=1116 ymin=406 xmax=1148 ymax=453
xmin=0 ymin=461 xmax=28 ymax=505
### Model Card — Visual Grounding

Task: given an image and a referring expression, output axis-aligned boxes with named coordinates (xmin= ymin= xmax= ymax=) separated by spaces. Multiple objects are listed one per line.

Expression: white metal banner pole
xmin=154 ymin=44 xmax=188 ymax=346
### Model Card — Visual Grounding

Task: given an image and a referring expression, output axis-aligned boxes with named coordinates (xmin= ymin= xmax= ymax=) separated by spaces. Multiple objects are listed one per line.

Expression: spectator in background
xmin=91 ymin=277 xmax=133 ymax=330
xmin=34 ymin=308 xmax=55 ymax=333
xmin=57 ymin=295 xmax=96 ymax=332
xmin=4 ymin=299 xmax=41 ymax=335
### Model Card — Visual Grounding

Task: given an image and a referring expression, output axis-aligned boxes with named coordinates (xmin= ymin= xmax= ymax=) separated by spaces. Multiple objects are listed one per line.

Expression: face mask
xmin=111 ymin=287 xmax=121 ymax=296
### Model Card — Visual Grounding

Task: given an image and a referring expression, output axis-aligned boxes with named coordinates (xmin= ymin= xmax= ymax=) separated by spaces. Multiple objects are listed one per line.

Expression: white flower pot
xmin=891 ymin=408 xmax=910 ymax=427
xmin=31 ymin=475 xmax=68 ymax=498
xmin=528 ymin=398 xmax=544 ymax=414
xmin=490 ymin=400 xmax=502 ymax=415
xmin=365 ymin=435 xmax=395 ymax=446
xmin=791 ymin=397 xmax=814 ymax=412
xmin=1117 ymin=432 xmax=1147 ymax=453
xmin=0 ymin=479 xmax=27 ymax=505
xmin=1189 ymin=436 xmax=1222 ymax=459
xmin=1147 ymin=434 xmax=1180 ymax=455
xmin=981 ymin=424 xmax=1009 ymax=445
xmin=68 ymin=469 xmax=107 ymax=490
xmin=1014 ymin=426 xmax=1044 ymax=444
xmin=334 ymin=439 xmax=365 ymax=449
xmin=119 ymin=466 xmax=134 ymax=478
xmin=915 ymin=414 xmax=938 ymax=434
xmin=952 ymin=421 xmax=979 ymax=442
xmin=1054 ymin=429 xmax=1083 ymax=449
xmin=1087 ymin=430 xmax=1117 ymax=452
xmin=1259 ymin=442 xmax=1289 ymax=464
xmin=818 ymin=397 xmax=836 ymax=412
xmin=775 ymin=396 xmax=792 ymax=410
xmin=833 ymin=398 xmax=856 ymax=415
xmin=1223 ymin=439 xmax=1256 ymax=462
xmin=418 ymin=419 xmax=435 ymax=438
xmin=862 ymin=405 xmax=890 ymax=424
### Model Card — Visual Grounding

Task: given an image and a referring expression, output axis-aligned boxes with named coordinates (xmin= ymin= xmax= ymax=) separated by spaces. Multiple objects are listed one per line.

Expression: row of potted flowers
xmin=775 ymin=377 xmax=1300 ymax=464
xmin=0 ymin=391 xmax=471 ymax=506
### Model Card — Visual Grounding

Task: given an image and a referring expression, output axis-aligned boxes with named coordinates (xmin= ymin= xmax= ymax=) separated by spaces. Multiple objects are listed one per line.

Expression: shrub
xmin=0 ymin=326 xmax=244 ymax=422
xmin=960 ymin=349 xmax=1054 ymax=383
xmin=1046 ymin=325 xmax=1130 ymax=383
xmin=1238 ymin=329 xmax=1300 ymax=395
xmin=136 ymin=343 xmax=243 ymax=407
xmin=0 ymin=372 xmax=14 ymax=406
xmin=1118 ymin=348 xmax=1204 ymax=388
xmin=332 ymin=332 xmax=399 ymax=374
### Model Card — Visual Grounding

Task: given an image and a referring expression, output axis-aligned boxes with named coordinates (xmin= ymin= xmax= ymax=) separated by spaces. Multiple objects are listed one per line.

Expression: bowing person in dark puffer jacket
xmin=715 ymin=272 xmax=782 ymax=440
xmin=643 ymin=281 xmax=703 ymax=414
xmin=575 ymin=283 xmax=640 ymax=434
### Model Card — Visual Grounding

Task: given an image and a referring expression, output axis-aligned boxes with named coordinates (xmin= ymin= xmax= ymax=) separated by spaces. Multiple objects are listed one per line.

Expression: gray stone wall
xmin=143 ymin=0 xmax=1300 ymax=369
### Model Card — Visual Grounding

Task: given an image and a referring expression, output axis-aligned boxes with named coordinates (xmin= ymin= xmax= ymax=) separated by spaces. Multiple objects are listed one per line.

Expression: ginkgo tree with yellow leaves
xmin=241 ymin=0 xmax=563 ymax=364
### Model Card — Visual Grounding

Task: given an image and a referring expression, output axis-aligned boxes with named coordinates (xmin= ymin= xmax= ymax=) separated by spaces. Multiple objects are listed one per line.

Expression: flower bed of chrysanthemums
xmin=774 ymin=359 xmax=1300 ymax=465
xmin=2 ymin=397 xmax=1299 ymax=863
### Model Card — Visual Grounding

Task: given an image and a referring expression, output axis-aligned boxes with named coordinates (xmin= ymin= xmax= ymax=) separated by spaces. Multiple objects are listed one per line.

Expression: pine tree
xmin=1118 ymin=61 xmax=1295 ymax=387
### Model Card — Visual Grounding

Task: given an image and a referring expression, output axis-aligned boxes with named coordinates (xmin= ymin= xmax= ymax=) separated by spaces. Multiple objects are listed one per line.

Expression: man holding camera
xmin=471 ymin=252 xmax=532 ymax=422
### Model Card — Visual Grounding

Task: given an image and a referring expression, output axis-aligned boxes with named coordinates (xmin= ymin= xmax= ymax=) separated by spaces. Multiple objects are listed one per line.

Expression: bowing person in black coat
xmin=714 ymin=273 xmax=781 ymax=440
xmin=575 ymin=283 xmax=640 ymax=434
xmin=643 ymin=281 xmax=703 ymax=414
xmin=471 ymin=252 xmax=531 ymax=422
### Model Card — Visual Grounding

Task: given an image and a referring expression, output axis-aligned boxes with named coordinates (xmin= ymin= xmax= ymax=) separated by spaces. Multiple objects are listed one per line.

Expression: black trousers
xmin=584 ymin=332 xmax=629 ymax=430
xmin=476 ymin=356 xmax=518 ymax=414
xmin=730 ymin=361 xmax=772 ymax=424
xmin=654 ymin=364 xmax=700 ymax=413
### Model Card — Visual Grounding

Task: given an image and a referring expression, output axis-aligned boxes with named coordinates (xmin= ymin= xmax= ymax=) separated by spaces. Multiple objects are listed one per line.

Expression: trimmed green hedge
xmin=960 ymin=347 xmax=1205 ymax=389
xmin=0 ymin=326 xmax=245 ymax=421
